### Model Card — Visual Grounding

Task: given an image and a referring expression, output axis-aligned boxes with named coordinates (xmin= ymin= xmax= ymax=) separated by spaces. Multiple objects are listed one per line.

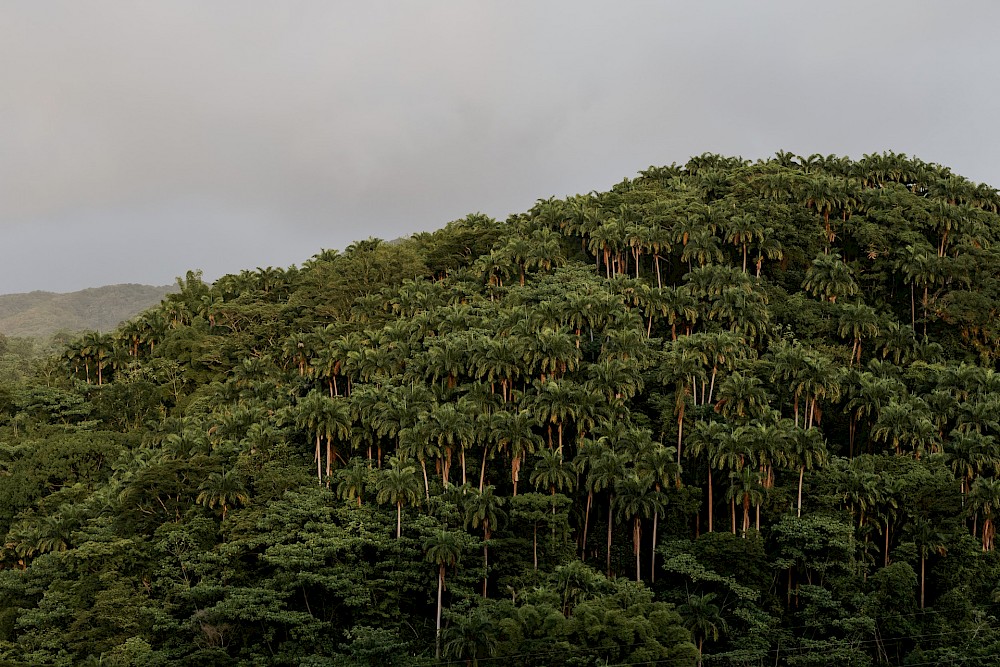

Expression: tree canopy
xmin=2 ymin=152 xmax=1000 ymax=665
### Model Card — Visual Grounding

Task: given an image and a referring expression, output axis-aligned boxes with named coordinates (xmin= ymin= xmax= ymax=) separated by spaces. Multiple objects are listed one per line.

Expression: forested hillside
xmin=2 ymin=152 xmax=1000 ymax=666
xmin=0 ymin=284 xmax=176 ymax=338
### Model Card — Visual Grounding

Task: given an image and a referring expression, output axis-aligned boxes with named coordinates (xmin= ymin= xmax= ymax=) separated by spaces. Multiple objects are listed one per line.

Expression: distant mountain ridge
xmin=0 ymin=284 xmax=177 ymax=338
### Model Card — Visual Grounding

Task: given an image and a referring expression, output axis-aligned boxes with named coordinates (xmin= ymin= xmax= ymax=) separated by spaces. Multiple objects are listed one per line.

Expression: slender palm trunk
xmin=396 ymin=503 xmax=402 ymax=539
xmin=582 ymin=492 xmax=592 ymax=561
xmin=885 ymin=522 xmax=891 ymax=567
xmin=435 ymin=566 xmax=444 ymax=659
xmin=707 ymin=468 xmax=714 ymax=532
xmin=920 ymin=555 xmax=926 ymax=609
xmin=533 ymin=522 xmax=538 ymax=570
xmin=798 ymin=466 xmax=805 ymax=518
xmin=420 ymin=460 xmax=430 ymax=500
xmin=607 ymin=494 xmax=614 ymax=577
xmin=325 ymin=438 xmax=332 ymax=486
xmin=315 ymin=435 xmax=322 ymax=484
xmin=677 ymin=409 xmax=685 ymax=466
xmin=634 ymin=518 xmax=642 ymax=581
xmin=483 ymin=538 xmax=489 ymax=598
xmin=512 ymin=455 xmax=521 ymax=496
xmin=651 ymin=509 xmax=659 ymax=583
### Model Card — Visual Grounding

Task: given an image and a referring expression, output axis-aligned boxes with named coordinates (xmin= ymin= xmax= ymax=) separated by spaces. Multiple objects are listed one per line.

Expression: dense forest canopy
xmin=2 ymin=152 xmax=1000 ymax=666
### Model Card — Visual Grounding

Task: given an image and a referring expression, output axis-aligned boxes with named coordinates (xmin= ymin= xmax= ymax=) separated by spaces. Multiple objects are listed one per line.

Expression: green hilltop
xmin=0 ymin=284 xmax=176 ymax=338
xmin=1 ymin=152 xmax=1000 ymax=666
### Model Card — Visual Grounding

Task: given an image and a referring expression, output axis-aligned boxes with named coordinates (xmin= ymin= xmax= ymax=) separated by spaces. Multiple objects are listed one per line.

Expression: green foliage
xmin=2 ymin=152 xmax=1000 ymax=664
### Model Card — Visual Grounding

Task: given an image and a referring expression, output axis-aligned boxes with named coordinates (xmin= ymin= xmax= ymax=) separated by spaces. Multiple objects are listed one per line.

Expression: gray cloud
xmin=2 ymin=1 xmax=999 ymax=292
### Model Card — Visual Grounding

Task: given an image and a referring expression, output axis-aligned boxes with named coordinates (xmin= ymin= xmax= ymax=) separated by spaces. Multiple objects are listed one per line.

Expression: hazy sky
xmin=3 ymin=2 xmax=999 ymax=293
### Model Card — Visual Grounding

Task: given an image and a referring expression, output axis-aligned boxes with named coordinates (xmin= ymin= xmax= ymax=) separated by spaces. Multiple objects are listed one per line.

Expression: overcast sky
xmin=3 ymin=2 xmax=999 ymax=293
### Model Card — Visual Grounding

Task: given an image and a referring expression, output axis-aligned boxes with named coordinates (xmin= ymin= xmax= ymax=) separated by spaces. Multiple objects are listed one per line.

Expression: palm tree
xmin=492 ymin=410 xmax=542 ymax=495
xmin=800 ymin=173 xmax=842 ymax=247
xmin=196 ymin=469 xmax=249 ymax=521
xmin=376 ymin=458 xmax=421 ymax=539
xmin=424 ymin=529 xmax=463 ymax=660
xmin=587 ymin=449 xmax=627 ymax=575
xmin=335 ymin=459 xmax=370 ymax=507
xmin=530 ymin=449 xmax=576 ymax=498
xmin=464 ymin=485 xmax=506 ymax=597
xmin=715 ymin=372 xmax=770 ymax=422
xmin=722 ymin=213 xmax=765 ymax=273
xmin=908 ymin=516 xmax=948 ymax=609
xmin=614 ymin=473 xmax=664 ymax=581
xmin=679 ymin=592 xmax=727 ymax=667
xmin=573 ymin=438 xmax=604 ymax=561
xmin=659 ymin=285 xmax=699 ymax=341
xmin=398 ymin=423 xmax=439 ymax=500
xmin=802 ymin=252 xmax=858 ymax=303
xmin=711 ymin=425 xmax=755 ymax=533
xmin=968 ymin=477 xmax=1000 ymax=552
xmin=837 ymin=303 xmax=880 ymax=366
xmin=727 ymin=466 xmax=765 ymax=536
xmin=296 ymin=390 xmax=352 ymax=484
xmin=687 ymin=420 xmax=728 ymax=533
xmin=637 ymin=442 xmax=679 ymax=581
xmin=660 ymin=346 xmax=706 ymax=464
xmin=530 ymin=448 xmax=576 ymax=550
xmin=530 ymin=379 xmax=580 ymax=456
xmin=895 ymin=244 xmax=942 ymax=333
xmin=441 ymin=610 xmax=499 ymax=667
xmin=787 ymin=428 xmax=828 ymax=518
xmin=750 ymin=231 xmax=783 ymax=278
xmin=426 ymin=403 xmax=474 ymax=487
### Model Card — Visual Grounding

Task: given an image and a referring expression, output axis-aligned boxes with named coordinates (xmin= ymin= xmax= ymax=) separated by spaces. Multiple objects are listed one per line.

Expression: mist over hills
xmin=0 ymin=284 xmax=176 ymax=338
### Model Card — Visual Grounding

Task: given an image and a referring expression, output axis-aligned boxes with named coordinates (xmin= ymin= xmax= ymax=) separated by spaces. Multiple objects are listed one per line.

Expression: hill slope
xmin=2 ymin=152 xmax=1000 ymax=665
xmin=0 ymin=283 xmax=176 ymax=337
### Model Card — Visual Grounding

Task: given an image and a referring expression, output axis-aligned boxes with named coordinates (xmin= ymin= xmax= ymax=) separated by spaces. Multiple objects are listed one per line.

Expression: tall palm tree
xmin=687 ymin=420 xmax=728 ymax=533
xmin=296 ymin=390 xmax=352 ymax=484
xmin=895 ymin=244 xmax=941 ymax=333
xmin=196 ymin=469 xmax=249 ymax=521
xmin=335 ymin=459 xmax=370 ymax=507
xmin=968 ymin=477 xmax=1000 ymax=552
xmin=376 ymin=458 xmax=421 ymax=539
xmin=492 ymin=410 xmax=542 ymax=495
xmin=636 ymin=442 xmax=678 ymax=581
xmin=679 ymin=592 xmax=727 ymax=667
xmin=441 ymin=610 xmax=499 ymax=667
xmin=424 ymin=529 xmax=463 ymax=660
xmin=398 ymin=423 xmax=440 ymax=500
xmin=727 ymin=466 xmax=765 ymax=536
xmin=464 ymin=485 xmax=506 ymax=597
xmin=530 ymin=449 xmax=576 ymax=498
xmin=723 ymin=213 xmax=766 ymax=273
xmin=426 ymin=403 xmax=474 ymax=487
xmin=715 ymin=372 xmax=770 ymax=422
xmin=837 ymin=303 xmax=880 ymax=366
xmin=530 ymin=379 xmax=580 ymax=456
xmin=787 ymin=428 xmax=828 ymax=518
xmin=908 ymin=516 xmax=948 ymax=609
xmin=587 ymin=449 xmax=627 ymax=576
xmin=614 ymin=473 xmax=664 ymax=581
xmin=802 ymin=252 xmax=859 ymax=303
